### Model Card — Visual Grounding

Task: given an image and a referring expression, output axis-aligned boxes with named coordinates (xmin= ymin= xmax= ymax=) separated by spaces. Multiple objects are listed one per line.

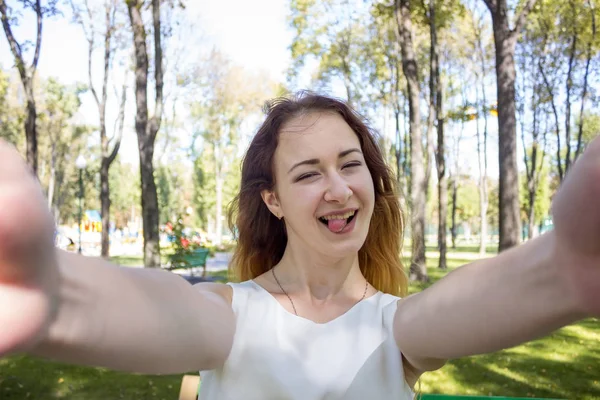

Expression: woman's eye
xmin=343 ymin=161 xmax=362 ymax=169
xmin=296 ymin=172 xmax=318 ymax=181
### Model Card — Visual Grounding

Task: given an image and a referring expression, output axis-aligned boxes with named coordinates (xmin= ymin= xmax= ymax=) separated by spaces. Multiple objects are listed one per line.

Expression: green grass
xmin=0 ymin=356 xmax=184 ymax=399
xmin=417 ymin=319 xmax=600 ymax=399
xmin=406 ymin=244 xmax=600 ymax=399
xmin=109 ymin=255 xmax=171 ymax=267
xmin=2 ymin=246 xmax=598 ymax=399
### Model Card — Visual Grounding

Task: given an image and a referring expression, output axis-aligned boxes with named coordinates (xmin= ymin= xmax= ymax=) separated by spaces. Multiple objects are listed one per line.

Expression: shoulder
xmin=193 ymin=282 xmax=234 ymax=307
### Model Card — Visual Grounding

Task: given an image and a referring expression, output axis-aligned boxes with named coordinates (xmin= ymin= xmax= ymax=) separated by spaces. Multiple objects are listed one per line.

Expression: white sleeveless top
xmin=199 ymin=280 xmax=415 ymax=400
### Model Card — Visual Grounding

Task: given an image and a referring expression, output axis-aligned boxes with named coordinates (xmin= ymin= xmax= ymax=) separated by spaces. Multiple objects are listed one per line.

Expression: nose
xmin=324 ymin=173 xmax=353 ymax=203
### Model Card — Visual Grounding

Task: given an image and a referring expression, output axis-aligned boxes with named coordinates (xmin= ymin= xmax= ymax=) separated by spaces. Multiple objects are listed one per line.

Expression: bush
xmin=167 ymin=216 xmax=206 ymax=267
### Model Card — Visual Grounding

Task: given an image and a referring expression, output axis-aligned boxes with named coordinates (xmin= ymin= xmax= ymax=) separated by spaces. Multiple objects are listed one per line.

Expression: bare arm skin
xmin=29 ymin=251 xmax=235 ymax=375
xmin=0 ymin=140 xmax=235 ymax=374
xmin=395 ymin=231 xmax=583 ymax=372
xmin=395 ymin=135 xmax=600 ymax=373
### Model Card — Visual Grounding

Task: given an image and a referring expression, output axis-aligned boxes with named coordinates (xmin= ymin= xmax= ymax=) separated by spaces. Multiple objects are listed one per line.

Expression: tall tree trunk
xmin=394 ymin=107 xmax=402 ymax=184
xmin=393 ymin=58 xmax=403 ymax=188
xmin=215 ymin=175 xmax=224 ymax=246
xmin=538 ymin=38 xmax=563 ymax=182
xmin=428 ymin=0 xmax=447 ymax=269
xmin=100 ymin=81 xmax=125 ymax=257
xmin=213 ymin=142 xmax=224 ymax=246
xmin=522 ymin=81 xmax=548 ymax=241
xmin=127 ymin=0 xmax=164 ymax=267
xmin=563 ymin=0 xmax=578 ymax=174
xmin=24 ymin=90 xmax=38 ymax=174
xmin=0 ymin=0 xmax=44 ymax=174
xmin=100 ymin=157 xmax=111 ymax=256
xmin=473 ymin=11 xmax=490 ymax=257
xmin=424 ymin=5 xmax=435 ymax=203
xmin=450 ymin=176 xmax=458 ymax=249
xmin=483 ymin=0 xmax=536 ymax=251
xmin=576 ymin=0 xmax=595 ymax=160
xmin=491 ymin=9 xmax=520 ymax=251
xmin=396 ymin=0 xmax=427 ymax=282
xmin=403 ymin=94 xmax=410 ymax=196
xmin=475 ymin=86 xmax=489 ymax=255
xmin=74 ymin=0 xmax=123 ymax=258
xmin=99 ymin=1 xmax=117 ymax=258
xmin=47 ymin=140 xmax=57 ymax=209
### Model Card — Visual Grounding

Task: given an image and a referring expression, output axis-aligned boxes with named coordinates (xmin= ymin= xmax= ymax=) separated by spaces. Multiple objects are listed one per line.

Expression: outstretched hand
xmin=0 ymin=141 xmax=60 ymax=356
xmin=551 ymin=135 xmax=600 ymax=317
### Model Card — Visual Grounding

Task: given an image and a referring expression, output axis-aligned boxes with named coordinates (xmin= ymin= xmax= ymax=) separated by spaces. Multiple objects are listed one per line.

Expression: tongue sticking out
xmin=327 ymin=218 xmax=347 ymax=233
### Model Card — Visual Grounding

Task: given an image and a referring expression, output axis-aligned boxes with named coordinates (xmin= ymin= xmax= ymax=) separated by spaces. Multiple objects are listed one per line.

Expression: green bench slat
xmin=419 ymin=395 xmax=563 ymax=400
xmin=167 ymin=248 xmax=210 ymax=270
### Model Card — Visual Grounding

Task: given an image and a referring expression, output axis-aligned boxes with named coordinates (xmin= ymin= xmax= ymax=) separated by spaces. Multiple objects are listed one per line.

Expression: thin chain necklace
xmin=271 ymin=267 xmax=369 ymax=316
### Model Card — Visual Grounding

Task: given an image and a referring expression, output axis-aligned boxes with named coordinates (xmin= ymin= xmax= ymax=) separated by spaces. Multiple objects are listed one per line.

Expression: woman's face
xmin=262 ymin=112 xmax=375 ymax=258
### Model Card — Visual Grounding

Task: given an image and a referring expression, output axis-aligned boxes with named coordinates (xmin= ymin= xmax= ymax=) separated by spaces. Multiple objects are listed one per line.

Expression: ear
xmin=261 ymin=189 xmax=282 ymax=219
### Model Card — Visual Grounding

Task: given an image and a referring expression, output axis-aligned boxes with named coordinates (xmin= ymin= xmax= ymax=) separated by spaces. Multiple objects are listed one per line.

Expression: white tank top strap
xmin=225 ymin=280 xmax=260 ymax=314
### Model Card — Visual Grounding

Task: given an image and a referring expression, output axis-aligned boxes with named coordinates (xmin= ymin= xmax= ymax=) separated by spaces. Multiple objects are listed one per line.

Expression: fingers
xmin=0 ymin=140 xmax=35 ymax=183
xmin=0 ymin=140 xmax=55 ymax=281
xmin=551 ymin=134 xmax=600 ymax=255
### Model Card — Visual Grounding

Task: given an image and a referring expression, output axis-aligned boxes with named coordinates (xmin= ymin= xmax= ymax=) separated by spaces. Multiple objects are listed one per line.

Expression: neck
xmin=273 ymin=243 xmax=366 ymax=302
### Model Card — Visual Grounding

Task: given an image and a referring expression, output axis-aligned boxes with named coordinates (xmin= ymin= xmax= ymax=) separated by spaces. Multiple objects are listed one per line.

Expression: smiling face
xmin=261 ymin=112 xmax=376 ymax=259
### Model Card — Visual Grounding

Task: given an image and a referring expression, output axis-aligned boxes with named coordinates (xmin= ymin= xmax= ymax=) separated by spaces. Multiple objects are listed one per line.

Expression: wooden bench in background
xmin=178 ymin=375 xmax=200 ymax=400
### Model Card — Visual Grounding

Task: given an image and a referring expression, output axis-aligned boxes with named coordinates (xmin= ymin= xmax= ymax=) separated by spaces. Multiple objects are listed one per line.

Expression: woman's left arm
xmin=394 ymin=136 xmax=600 ymax=372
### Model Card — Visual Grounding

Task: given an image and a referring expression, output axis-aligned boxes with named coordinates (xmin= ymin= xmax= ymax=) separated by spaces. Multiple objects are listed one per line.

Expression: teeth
xmin=320 ymin=211 xmax=355 ymax=221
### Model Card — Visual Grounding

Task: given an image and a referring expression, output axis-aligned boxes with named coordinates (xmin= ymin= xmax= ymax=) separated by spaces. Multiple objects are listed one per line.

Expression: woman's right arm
xmin=0 ymin=139 xmax=234 ymax=375
xmin=30 ymin=251 xmax=236 ymax=374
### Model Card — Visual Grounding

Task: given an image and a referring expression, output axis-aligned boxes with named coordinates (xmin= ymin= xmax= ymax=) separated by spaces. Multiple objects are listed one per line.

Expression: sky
xmin=0 ymin=0 xmax=293 ymax=85
xmin=0 ymin=0 xmax=499 ymax=178
xmin=0 ymin=0 xmax=296 ymax=164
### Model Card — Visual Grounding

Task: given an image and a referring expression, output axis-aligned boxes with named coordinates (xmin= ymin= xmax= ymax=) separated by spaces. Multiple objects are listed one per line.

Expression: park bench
xmin=177 ymin=374 xmax=564 ymax=400
xmin=166 ymin=248 xmax=210 ymax=277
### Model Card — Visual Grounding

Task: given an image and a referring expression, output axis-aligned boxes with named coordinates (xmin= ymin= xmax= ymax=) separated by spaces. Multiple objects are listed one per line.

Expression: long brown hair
xmin=227 ymin=92 xmax=407 ymax=296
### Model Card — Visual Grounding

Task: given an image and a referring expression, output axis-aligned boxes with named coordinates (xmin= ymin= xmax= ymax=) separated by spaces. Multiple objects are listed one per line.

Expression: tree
xmin=366 ymin=3 xmax=407 ymax=193
xmin=190 ymin=50 xmax=273 ymax=245
xmin=126 ymin=0 xmax=164 ymax=267
xmin=0 ymin=0 xmax=58 ymax=174
xmin=516 ymin=13 xmax=551 ymax=241
xmin=446 ymin=102 xmax=469 ymax=249
xmin=366 ymin=4 xmax=403 ymax=188
xmin=469 ymin=4 xmax=493 ymax=256
xmin=423 ymin=0 xmax=449 ymax=269
xmin=395 ymin=0 xmax=427 ymax=281
xmin=520 ymin=147 xmax=550 ymax=239
xmin=528 ymin=0 xmax=599 ymax=182
xmin=71 ymin=0 xmax=128 ymax=257
xmin=482 ymin=0 xmax=538 ymax=251
xmin=37 ymin=78 xmax=86 ymax=217
xmin=109 ymin=158 xmax=140 ymax=229
xmin=575 ymin=0 xmax=597 ymax=161
xmin=0 ymin=69 xmax=23 ymax=147
xmin=289 ymin=0 xmax=372 ymax=107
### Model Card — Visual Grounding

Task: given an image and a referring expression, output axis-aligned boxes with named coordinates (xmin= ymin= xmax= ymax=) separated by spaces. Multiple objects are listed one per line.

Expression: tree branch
xmin=512 ymin=0 xmax=537 ymax=37
xmin=71 ymin=0 xmax=101 ymax=110
xmin=149 ymin=0 xmax=163 ymax=141
xmin=101 ymin=0 xmax=114 ymax=120
xmin=0 ymin=0 xmax=27 ymax=82
xmin=576 ymin=0 xmax=596 ymax=160
xmin=106 ymin=79 xmax=126 ymax=166
xmin=482 ymin=0 xmax=496 ymax=12
xmin=31 ymin=0 xmax=42 ymax=74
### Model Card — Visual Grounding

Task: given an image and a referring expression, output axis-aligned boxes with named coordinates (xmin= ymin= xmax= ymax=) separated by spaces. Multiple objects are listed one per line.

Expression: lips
xmin=318 ymin=210 xmax=358 ymax=233
xmin=317 ymin=208 xmax=358 ymax=222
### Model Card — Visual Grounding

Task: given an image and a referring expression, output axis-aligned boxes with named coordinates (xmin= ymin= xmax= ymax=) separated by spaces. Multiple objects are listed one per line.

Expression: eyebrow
xmin=287 ymin=148 xmax=363 ymax=174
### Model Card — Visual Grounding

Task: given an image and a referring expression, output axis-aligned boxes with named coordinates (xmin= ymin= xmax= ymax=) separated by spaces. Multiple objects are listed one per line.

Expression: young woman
xmin=0 ymin=93 xmax=598 ymax=400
